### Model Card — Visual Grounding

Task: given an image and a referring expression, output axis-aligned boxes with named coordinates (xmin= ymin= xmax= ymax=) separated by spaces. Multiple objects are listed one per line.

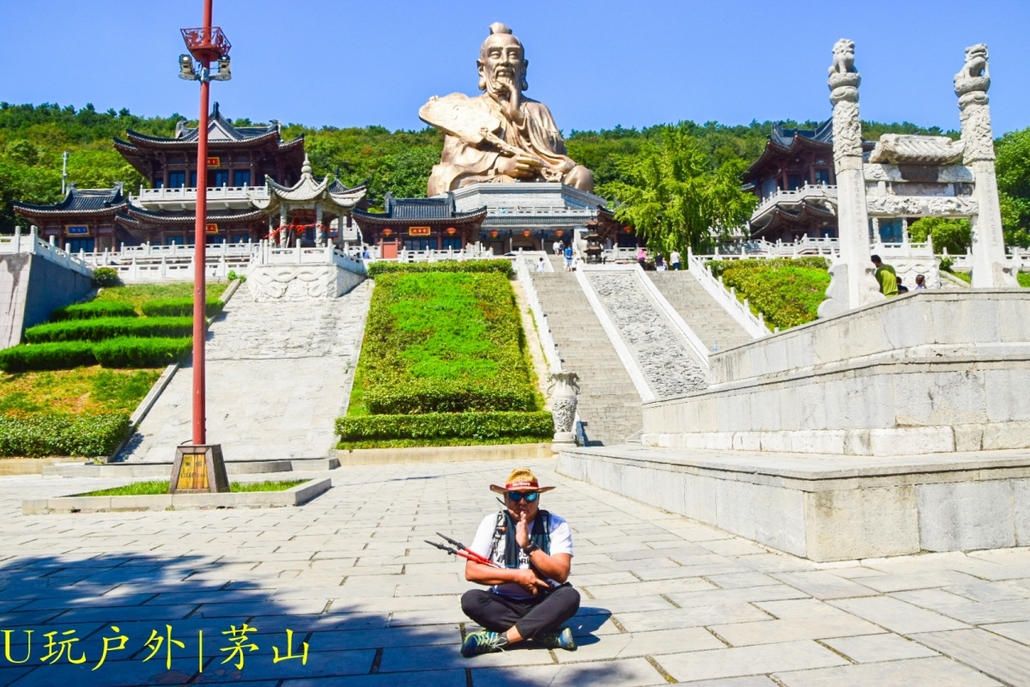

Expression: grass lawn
xmin=0 ymin=367 xmax=161 ymax=415
xmin=95 ymin=282 xmax=228 ymax=314
xmin=78 ymin=479 xmax=306 ymax=497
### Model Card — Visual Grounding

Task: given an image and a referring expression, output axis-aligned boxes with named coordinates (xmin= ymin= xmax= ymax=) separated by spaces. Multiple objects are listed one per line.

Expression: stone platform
xmin=643 ymin=290 xmax=1030 ymax=456
xmin=558 ymin=444 xmax=1030 ymax=562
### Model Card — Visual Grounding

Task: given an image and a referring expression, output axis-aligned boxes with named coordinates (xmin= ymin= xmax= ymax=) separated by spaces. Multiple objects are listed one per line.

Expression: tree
xmin=598 ymin=124 xmax=756 ymax=253
xmin=907 ymin=217 xmax=971 ymax=254
xmin=995 ymin=127 xmax=1030 ymax=247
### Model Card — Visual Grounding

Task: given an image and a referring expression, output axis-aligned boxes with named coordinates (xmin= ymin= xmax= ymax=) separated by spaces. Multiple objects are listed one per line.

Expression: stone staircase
xmin=646 ymin=271 xmax=753 ymax=352
xmin=531 ymin=270 xmax=642 ymax=446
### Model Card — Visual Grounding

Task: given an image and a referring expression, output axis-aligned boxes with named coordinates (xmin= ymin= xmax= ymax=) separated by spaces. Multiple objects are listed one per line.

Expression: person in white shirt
xmin=459 ymin=468 xmax=579 ymax=656
xmin=536 ymin=257 xmax=547 ymax=272
xmin=670 ymin=249 xmax=682 ymax=270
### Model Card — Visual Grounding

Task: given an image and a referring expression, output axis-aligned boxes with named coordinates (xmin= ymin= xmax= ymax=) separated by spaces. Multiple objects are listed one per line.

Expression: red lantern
xmin=522 ymin=230 xmax=531 ymax=238
xmin=490 ymin=230 xmax=499 ymax=239
xmin=624 ymin=226 xmax=634 ymax=234
xmin=446 ymin=227 xmax=457 ymax=235
xmin=383 ymin=228 xmax=393 ymax=237
xmin=555 ymin=229 xmax=564 ymax=237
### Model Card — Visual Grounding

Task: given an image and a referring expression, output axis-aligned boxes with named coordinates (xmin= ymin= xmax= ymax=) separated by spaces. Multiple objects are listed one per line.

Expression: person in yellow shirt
xmin=872 ymin=255 xmax=898 ymax=297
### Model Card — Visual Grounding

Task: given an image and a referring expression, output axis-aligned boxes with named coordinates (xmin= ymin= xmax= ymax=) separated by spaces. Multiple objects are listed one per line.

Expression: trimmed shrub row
xmin=367 ymin=259 xmax=514 ymax=279
xmin=336 ymin=411 xmax=553 ymax=443
xmin=141 ymin=297 xmax=223 ymax=318
xmin=0 ymin=338 xmax=192 ymax=372
xmin=50 ymin=301 xmax=138 ymax=321
xmin=363 ymin=381 xmax=536 ymax=415
xmin=24 ymin=317 xmax=193 ymax=343
xmin=0 ymin=412 xmax=130 ymax=457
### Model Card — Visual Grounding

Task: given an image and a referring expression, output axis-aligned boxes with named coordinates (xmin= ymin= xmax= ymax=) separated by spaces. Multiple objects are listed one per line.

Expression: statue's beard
xmin=487 ymin=73 xmax=523 ymax=125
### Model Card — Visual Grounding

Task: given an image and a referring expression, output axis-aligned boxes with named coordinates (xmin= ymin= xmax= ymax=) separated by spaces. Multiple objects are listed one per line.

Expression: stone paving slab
xmin=1 ymin=460 xmax=1030 ymax=686
xmin=120 ymin=283 xmax=371 ymax=463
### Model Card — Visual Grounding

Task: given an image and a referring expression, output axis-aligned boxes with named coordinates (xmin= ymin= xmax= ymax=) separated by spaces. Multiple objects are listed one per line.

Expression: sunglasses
xmin=506 ymin=491 xmax=539 ymax=503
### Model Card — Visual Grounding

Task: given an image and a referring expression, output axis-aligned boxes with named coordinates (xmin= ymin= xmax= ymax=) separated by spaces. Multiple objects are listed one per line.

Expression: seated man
xmin=459 ymin=468 xmax=580 ymax=656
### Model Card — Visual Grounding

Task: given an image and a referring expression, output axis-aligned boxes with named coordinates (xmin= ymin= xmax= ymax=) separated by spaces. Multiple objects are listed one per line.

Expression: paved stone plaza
xmin=2 ymin=459 xmax=1030 ymax=686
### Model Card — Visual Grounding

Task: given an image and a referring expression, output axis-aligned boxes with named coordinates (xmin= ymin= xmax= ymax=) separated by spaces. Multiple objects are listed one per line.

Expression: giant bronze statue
xmin=420 ymin=23 xmax=594 ymax=196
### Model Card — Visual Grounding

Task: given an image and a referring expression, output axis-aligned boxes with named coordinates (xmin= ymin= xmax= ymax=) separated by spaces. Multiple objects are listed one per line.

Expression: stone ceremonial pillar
xmin=955 ymin=44 xmax=1018 ymax=288
xmin=548 ymin=371 xmax=580 ymax=448
xmin=819 ymin=39 xmax=883 ymax=318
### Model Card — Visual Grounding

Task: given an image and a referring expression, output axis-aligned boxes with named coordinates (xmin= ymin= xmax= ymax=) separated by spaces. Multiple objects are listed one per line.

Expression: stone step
xmin=529 ymin=269 xmax=643 ymax=446
xmin=645 ymin=271 xmax=754 ymax=351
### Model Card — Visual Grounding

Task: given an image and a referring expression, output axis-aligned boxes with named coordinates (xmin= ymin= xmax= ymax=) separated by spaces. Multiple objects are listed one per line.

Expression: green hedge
xmin=0 ymin=412 xmax=130 ymax=457
xmin=336 ymin=411 xmax=553 ymax=444
xmin=0 ymin=341 xmax=96 ymax=372
xmin=709 ymin=259 xmax=831 ymax=330
xmin=367 ymin=259 xmax=514 ymax=279
xmin=24 ymin=317 xmax=193 ymax=343
xmin=140 ymin=297 xmax=223 ymax=318
xmin=94 ymin=337 xmax=192 ymax=368
xmin=0 ymin=337 xmax=192 ymax=372
xmin=355 ymin=271 xmax=539 ymax=415
xmin=50 ymin=301 xmax=138 ymax=321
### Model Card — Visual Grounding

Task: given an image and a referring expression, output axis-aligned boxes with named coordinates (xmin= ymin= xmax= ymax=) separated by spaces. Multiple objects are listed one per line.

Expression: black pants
xmin=461 ymin=585 xmax=581 ymax=640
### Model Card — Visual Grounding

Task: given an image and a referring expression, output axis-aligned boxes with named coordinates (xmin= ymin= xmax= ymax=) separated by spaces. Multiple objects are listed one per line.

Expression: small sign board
xmin=170 ymin=444 xmax=230 ymax=494
xmin=206 ymin=156 xmax=221 ymax=167
xmin=409 ymin=226 xmax=431 ymax=236
xmin=206 ymin=223 xmax=219 ymax=234
xmin=65 ymin=225 xmax=89 ymax=236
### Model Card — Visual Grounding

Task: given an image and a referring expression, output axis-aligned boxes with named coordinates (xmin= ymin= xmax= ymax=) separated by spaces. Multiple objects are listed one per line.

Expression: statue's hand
xmin=496 ymin=154 xmax=543 ymax=179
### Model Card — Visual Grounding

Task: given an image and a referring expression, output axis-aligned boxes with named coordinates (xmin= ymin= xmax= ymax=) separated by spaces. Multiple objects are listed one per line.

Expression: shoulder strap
xmin=490 ymin=511 xmax=505 ymax=559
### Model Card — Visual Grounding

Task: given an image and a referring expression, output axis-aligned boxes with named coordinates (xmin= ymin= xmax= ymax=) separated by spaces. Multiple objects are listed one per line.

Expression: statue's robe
xmin=422 ymin=93 xmax=574 ymax=196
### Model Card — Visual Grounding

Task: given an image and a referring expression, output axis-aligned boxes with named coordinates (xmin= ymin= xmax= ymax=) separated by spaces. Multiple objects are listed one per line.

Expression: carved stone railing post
xmin=819 ymin=39 xmax=884 ymax=319
xmin=955 ymin=44 xmax=1018 ymax=288
xmin=548 ymin=371 xmax=580 ymax=447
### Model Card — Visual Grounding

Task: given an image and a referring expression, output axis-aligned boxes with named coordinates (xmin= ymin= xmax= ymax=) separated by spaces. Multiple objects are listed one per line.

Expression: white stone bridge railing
xmin=686 ymin=247 xmax=770 ymax=339
xmin=0 ymin=226 xmax=93 ymax=277
xmin=515 ymin=253 xmax=561 ymax=373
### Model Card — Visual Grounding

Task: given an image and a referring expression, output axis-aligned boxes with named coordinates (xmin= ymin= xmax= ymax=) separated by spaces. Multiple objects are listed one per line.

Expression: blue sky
xmin=2 ymin=0 xmax=1028 ymax=134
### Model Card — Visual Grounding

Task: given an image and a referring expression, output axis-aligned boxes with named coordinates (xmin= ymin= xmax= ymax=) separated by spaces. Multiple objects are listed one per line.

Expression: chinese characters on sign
xmin=2 ymin=624 xmax=308 ymax=673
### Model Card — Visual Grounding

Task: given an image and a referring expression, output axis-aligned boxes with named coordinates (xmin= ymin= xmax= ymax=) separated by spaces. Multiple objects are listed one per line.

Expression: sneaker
xmin=537 ymin=627 xmax=576 ymax=651
xmin=460 ymin=630 xmax=507 ymax=657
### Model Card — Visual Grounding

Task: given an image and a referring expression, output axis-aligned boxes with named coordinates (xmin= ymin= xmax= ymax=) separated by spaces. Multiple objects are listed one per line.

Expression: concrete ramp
xmin=120 ymin=280 xmax=372 ymax=462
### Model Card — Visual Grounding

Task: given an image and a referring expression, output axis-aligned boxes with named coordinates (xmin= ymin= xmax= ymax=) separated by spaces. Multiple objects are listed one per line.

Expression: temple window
xmin=211 ymin=170 xmax=229 ymax=187
xmin=169 ymin=171 xmax=186 ymax=188
xmin=233 ymin=170 xmax=251 ymax=187
xmin=814 ymin=168 xmax=831 ymax=185
xmin=787 ymin=174 xmax=804 ymax=190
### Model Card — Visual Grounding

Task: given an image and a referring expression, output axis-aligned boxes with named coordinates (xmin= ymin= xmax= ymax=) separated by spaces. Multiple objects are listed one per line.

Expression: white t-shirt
xmin=468 ymin=511 xmax=573 ymax=600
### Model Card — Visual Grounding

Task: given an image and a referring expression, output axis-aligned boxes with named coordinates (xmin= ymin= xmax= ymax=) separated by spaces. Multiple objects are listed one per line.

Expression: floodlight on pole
xmin=178 ymin=0 xmax=231 ymax=448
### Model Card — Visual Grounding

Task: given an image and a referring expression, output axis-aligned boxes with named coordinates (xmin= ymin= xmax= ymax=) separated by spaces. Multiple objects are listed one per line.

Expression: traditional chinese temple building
xmin=743 ymin=121 xmax=841 ymax=243
xmin=12 ymin=185 xmax=128 ymax=252
xmin=11 ymin=104 xmax=364 ymax=250
xmin=352 ymin=194 xmax=487 ymax=259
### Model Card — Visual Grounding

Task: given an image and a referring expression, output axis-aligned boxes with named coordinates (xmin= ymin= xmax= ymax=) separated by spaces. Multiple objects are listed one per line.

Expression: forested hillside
xmin=2 ymin=102 xmax=1028 ymax=249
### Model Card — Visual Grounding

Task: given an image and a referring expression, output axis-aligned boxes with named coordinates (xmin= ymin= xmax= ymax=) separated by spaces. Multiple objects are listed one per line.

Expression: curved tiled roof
xmin=118 ymin=206 xmax=268 ymax=227
xmin=14 ymin=185 xmax=127 ymax=217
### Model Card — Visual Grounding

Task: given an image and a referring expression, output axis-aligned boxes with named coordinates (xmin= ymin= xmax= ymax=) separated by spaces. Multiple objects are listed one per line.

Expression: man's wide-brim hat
xmin=490 ymin=467 xmax=556 ymax=494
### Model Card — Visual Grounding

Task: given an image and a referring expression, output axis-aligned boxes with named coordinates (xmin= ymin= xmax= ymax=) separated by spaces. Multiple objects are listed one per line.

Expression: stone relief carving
xmin=547 ymin=371 xmax=580 ymax=441
xmin=828 ymin=40 xmax=862 ymax=162
xmin=955 ymin=44 xmax=995 ymax=163
xmin=832 ymin=101 xmax=863 ymax=160
xmin=248 ymin=266 xmax=339 ymax=301
xmin=863 ymin=164 xmax=975 ymax=183
xmin=868 ymin=134 xmax=964 ymax=165
xmin=866 ymin=195 xmax=977 ymax=217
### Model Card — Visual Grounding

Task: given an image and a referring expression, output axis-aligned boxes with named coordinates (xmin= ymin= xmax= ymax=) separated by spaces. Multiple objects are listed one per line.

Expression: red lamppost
xmin=169 ymin=1 xmax=231 ymax=492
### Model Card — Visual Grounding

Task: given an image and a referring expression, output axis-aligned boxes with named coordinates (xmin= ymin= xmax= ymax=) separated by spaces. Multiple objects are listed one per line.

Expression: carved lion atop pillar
xmin=828 ymin=39 xmax=856 ymax=75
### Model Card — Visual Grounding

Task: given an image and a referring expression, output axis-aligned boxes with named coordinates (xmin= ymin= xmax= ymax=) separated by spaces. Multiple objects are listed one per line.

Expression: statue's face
xmin=479 ymin=34 xmax=525 ymax=97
